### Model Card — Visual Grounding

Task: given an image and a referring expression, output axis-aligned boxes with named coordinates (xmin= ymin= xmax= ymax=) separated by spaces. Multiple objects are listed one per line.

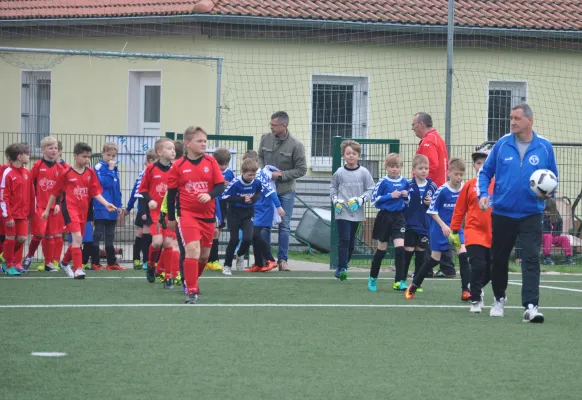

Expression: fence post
xmin=330 ymin=136 xmax=344 ymax=270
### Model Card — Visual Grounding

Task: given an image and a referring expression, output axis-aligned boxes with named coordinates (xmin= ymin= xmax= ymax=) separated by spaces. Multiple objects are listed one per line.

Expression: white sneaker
xmin=470 ymin=301 xmax=482 ymax=313
xmin=61 ymin=262 xmax=74 ymax=278
xmin=74 ymin=268 xmax=86 ymax=280
xmin=523 ymin=304 xmax=544 ymax=323
xmin=235 ymin=256 xmax=245 ymax=271
xmin=479 ymin=289 xmax=485 ymax=308
xmin=490 ymin=297 xmax=506 ymax=317
xmin=222 ymin=266 xmax=232 ymax=276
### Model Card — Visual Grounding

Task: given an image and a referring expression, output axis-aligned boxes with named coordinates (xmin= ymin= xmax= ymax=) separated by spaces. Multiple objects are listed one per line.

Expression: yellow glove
xmin=448 ymin=232 xmax=461 ymax=251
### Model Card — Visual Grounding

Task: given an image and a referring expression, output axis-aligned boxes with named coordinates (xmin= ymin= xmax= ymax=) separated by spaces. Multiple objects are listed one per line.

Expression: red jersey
xmin=138 ymin=161 xmax=172 ymax=210
xmin=416 ymin=129 xmax=449 ymax=187
xmin=53 ymin=167 xmax=102 ymax=222
xmin=0 ymin=165 xmax=33 ymax=220
xmin=31 ymin=159 xmax=66 ymax=210
xmin=168 ymin=155 xmax=224 ymax=219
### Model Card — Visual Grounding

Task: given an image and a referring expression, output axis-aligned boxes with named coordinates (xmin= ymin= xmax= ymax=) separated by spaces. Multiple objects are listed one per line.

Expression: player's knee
xmin=16 ymin=236 xmax=26 ymax=244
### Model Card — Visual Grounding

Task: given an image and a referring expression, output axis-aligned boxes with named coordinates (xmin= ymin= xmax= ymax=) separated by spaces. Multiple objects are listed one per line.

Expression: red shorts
xmin=147 ymin=210 xmax=173 ymax=238
xmin=66 ymin=222 xmax=87 ymax=236
xmin=0 ymin=216 xmax=4 ymax=235
xmin=4 ymin=219 xmax=28 ymax=237
xmin=31 ymin=207 xmax=64 ymax=236
xmin=178 ymin=213 xmax=214 ymax=248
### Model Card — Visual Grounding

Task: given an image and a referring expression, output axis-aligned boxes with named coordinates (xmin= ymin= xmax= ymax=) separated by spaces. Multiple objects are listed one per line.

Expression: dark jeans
xmin=337 ymin=220 xmax=360 ymax=269
xmin=93 ymin=220 xmax=117 ymax=266
xmin=491 ymin=213 xmax=542 ymax=307
xmin=466 ymin=245 xmax=491 ymax=302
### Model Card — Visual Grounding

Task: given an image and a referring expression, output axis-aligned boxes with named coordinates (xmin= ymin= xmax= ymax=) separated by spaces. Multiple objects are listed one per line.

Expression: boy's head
xmin=214 ymin=147 xmax=232 ymax=172
xmin=40 ymin=136 xmax=59 ymax=161
xmin=471 ymin=144 xmax=492 ymax=173
xmin=384 ymin=153 xmax=402 ymax=177
xmin=101 ymin=142 xmax=118 ymax=164
xmin=447 ymin=157 xmax=466 ymax=185
xmin=184 ymin=126 xmax=207 ymax=156
xmin=145 ymin=149 xmax=157 ymax=165
xmin=341 ymin=140 xmax=361 ymax=165
xmin=174 ymin=141 xmax=184 ymax=159
xmin=412 ymin=154 xmax=429 ymax=180
xmin=154 ymin=138 xmax=175 ymax=161
xmin=5 ymin=143 xmax=29 ymax=165
xmin=73 ymin=142 xmax=92 ymax=167
xmin=242 ymin=150 xmax=259 ymax=163
xmin=241 ymin=158 xmax=258 ymax=182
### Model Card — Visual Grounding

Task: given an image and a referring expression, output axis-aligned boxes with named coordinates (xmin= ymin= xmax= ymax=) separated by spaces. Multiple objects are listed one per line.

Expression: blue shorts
xmin=429 ymin=221 xmax=464 ymax=252
xmin=254 ymin=205 xmax=274 ymax=228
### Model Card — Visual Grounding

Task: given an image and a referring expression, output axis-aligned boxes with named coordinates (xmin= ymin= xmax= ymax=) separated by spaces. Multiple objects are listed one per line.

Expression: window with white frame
xmin=128 ymin=71 xmax=161 ymax=137
xmin=21 ymin=71 xmax=51 ymax=149
xmin=487 ymin=81 xmax=527 ymax=142
xmin=310 ymin=75 xmax=368 ymax=170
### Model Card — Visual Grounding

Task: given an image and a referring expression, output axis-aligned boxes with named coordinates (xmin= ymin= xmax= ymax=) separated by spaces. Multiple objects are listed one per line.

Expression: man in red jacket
xmin=412 ymin=112 xmax=456 ymax=277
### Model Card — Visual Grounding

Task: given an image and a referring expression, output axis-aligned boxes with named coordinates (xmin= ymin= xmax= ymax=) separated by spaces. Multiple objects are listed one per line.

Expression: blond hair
xmin=102 ymin=142 xmax=118 ymax=154
xmin=412 ymin=154 xmax=429 ymax=168
xmin=241 ymin=158 xmax=258 ymax=173
xmin=341 ymin=140 xmax=362 ymax=156
xmin=40 ymin=136 xmax=58 ymax=149
xmin=154 ymin=138 xmax=173 ymax=154
xmin=145 ymin=149 xmax=157 ymax=163
xmin=384 ymin=153 xmax=402 ymax=168
xmin=184 ymin=126 xmax=207 ymax=141
xmin=448 ymin=157 xmax=466 ymax=172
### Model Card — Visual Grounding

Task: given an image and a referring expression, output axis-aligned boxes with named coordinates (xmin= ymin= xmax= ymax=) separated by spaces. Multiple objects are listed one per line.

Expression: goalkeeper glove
xmin=448 ymin=231 xmax=461 ymax=251
xmin=334 ymin=200 xmax=344 ymax=215
xmin=347 ymin=197 xmax=363 ymax=212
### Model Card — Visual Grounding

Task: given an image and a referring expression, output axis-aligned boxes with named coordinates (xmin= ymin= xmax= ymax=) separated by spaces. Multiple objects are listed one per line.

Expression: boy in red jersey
xmin=0 ymin=158 xmax=9 ymax=267
xmin=42 ymin=142 xmax=116 ymax=279
xmin=138 ymin=138 xmax=176 ymax=284
xmin=23 ymin=136 xmax=63 ymax=272
xmin=167 ymin=126 xmax=225 ymax=304
xmin=1 ymin=144 xmax=33 ymax=276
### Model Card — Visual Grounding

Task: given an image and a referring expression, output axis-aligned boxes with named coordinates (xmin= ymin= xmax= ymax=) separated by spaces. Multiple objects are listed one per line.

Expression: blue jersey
xmin=427 ymin=183 xmax=465 ymax=251
xmin=371 ymin=175 xmax=409 ymax=212
xmin=254 ymin=169 xmax=281 ymax=226
xmin=221 ymin=176 xmax=270 ymax=208
xmin=404 ymin=178 xmax=438 ymax=235
xmin=126 ymin=169 xmax=145 ymax=214
xmin=222 ymin=168 xmax=235 ymax=184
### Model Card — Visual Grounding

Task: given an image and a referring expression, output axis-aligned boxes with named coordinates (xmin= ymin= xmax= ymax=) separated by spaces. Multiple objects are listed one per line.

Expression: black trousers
xmin=491 ymin=213 xmax=542 ymax=307
xmin=252 ymin=226 xmax=274 ymax=267
xmin=337 ymin=220 xmax=360 ymax=269
xmin=224 ymin=207 xmax=254 ymax=267
xmin=93 ymin=220 xmax=117 ymax=266
xmin=438 ymin=249 xmax=456 ymax=275
xmin=466 ymin=245 xmax=491 ymax=302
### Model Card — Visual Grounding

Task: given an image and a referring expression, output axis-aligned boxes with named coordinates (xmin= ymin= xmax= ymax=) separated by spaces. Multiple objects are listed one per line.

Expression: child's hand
xmin=168 ymin=220 xmax=177 ymax=232
xmin=123 ymin=209 xmax=130 ymax=216
xmin=53 ymin=204 xmax=61 ymax=215
xmin=424 ymin=196 xmax=432 ymax=206
xmin=5 ymin=219 xmax=14 ymax=228
xmin=244 ymin=195 xmax=252 ymax=204
xmin=277 ymin=207 xmax=286 ymax=217
xmin=41 ymin=210 xmax=49 ymax=220
xmin=391 ymin=190 xmax=401 ymax=199
xmin=441 ymin=225 xmax=451 ymax=237
xmin=108 ymin=160 xmax=116 ymax=170
xmin=401 ymin=190 xmax=408 ymax=197
xmin=198 ymin=193 xmax=211 ymax=203
xmin=106 ymin=203 xmax=117 ymax=212
xmin=148 ymin=200 xmax=158 ymax=210
xmin=347 ymin=197 xmax=363 ymax=212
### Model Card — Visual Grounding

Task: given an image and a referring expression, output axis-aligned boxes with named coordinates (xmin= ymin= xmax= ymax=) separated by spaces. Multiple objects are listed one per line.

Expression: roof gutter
xmin=1 ymin=14 xmax=581 ymax=39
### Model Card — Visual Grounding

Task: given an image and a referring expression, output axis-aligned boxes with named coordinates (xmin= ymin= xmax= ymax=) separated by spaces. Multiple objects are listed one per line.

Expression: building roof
xmin=1 ymin=0 xmax=581 ymax=31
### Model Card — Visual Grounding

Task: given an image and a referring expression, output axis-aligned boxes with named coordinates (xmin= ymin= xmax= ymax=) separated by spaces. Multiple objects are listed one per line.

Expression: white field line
xmin=1 ymin=303 xmax=582 ymax=310
xmin=508 ymin=281 xmax=582 ymax=293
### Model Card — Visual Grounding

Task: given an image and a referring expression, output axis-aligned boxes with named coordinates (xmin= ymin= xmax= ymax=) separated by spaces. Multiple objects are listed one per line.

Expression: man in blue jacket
xmin=93 ymin=143 xmax=124 ymax=270
xmin=478 ymin=104 xmax=558 ymax=323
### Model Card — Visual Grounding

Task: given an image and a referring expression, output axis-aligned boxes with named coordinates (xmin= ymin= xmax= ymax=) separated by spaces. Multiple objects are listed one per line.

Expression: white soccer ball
xmin=529 ymin=169 xmax=558 ymax=196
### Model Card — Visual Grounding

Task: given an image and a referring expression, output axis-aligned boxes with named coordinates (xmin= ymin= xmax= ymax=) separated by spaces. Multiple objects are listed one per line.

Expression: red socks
xmin=183 ymin=258 xmax=199 ymax=294
xmin=198 ymin=261 xmax=206 ymax=278
xmin=42 ymin=238 xmax=54 ymax=265
xmin=172 ymin=251 xmax=180 ymax=279
xmin=28 ymin=236 xmax=42 ymax=258
xmin=148 ymin=245 xmax=161 ymax=268
xmin=3 ymin=239 xmax=15 ymax=266
xmin=161 ymin=248 xmax=174 ymax=280
xmin=15 ymin=243 xmax=23 ymax=265
xmin=71 ymin=247 xmax=82 ymax=271
xmin=63 ymin=246 xmax=72 ymax=265
xmin=52 ymin=236 xmax=64 ymax=264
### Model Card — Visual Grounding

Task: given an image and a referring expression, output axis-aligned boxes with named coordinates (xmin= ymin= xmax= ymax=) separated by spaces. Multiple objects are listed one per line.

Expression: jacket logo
xmin=39 ymin=178 xmax=55 ymax=191
xmin=504 ymin=157 xmax=513 ymax=161
xmin=203 ymin=167 xmax=209 ymax=173
xmin=529 ymin=155 xmax=539 ymax=166
xmin=183 ymin=169 xmax=192 ymax=173
xmin=424 ymin=143 xmax=430 ymax=147
xmin=155 ymin=182 xmax=167 ymax=197
xmin=73 ymin=186 xmax=89 ymax=200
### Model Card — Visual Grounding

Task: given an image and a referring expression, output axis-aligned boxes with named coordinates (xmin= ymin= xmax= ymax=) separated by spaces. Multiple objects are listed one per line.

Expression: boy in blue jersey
xmin=127 ymin=149 xmax=156 ymax=269
xmin=368 ymin=153 xmax=409 ymax=292
xmin=240 ymin=150 xmax=285 ymax=272
xmin=405 ymin=158 xmax=471 ymax=300
xmin=221 ymin=158 xmax=272 ymax=275
xmin=207 ymin=147 xmax=235 ymax=271
xmin=404 ymin=154 xmax=438 ymax=287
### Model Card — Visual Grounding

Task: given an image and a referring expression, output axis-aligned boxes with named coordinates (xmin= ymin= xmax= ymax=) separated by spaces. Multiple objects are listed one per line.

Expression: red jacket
xmin=416 ymin=129 xmax=449 ymax=187
xmin=1 ymin=165 xmax=33 ymax=221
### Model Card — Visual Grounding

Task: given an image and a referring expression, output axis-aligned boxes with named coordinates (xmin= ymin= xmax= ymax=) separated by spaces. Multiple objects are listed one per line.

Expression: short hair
xmin=213 ymin=147 xmax=232 ymax=165
xmin=241 ymin=158 xmax=258 ymax=173
xmin=271 ymin=111 xmax=289 ymax=126
xmin=341 ymin=140 xmax=362 ymax=156
xmin=40 ymin=136 xmax=58 ymax=149
xmin=154 ymin=138 xmax=173 ymax=154
xmin=74 ymin=142 xmax=92 ymax=155
xmin=102 ymin=142 xmax=118 ymax=154
xmin=448 ymin=157 xmax=466 ymax=172
xmin=412 ymin=154 xmax=429 ymax=168
xmin=5 ymin=143 xmax=26 ymax=162
xmin=384 ymin=153 xmax=402 ymax=168
xmin=415 ymin=112 xmax=433 ymax=128
xmin=21 ymin=143 xmax=30 ymax=155
xmin=57 ymin=140 xmax=63 ymax=151
xmin=242 ymin=150 xmax=259 ymax=163
xmin=512 ymin=103 xmax=534 ymax=118
xmin=174 ymin=141 xmax=184 ymax=159
xmin=184 ymin=126 xmax=207 ymax=141
xmin=145 ymin=149 xmax=157 ymax=163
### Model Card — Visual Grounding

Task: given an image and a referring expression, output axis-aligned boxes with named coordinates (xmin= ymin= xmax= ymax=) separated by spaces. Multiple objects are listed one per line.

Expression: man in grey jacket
xmin=259 ymin=111 xmax=307 ymax=271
